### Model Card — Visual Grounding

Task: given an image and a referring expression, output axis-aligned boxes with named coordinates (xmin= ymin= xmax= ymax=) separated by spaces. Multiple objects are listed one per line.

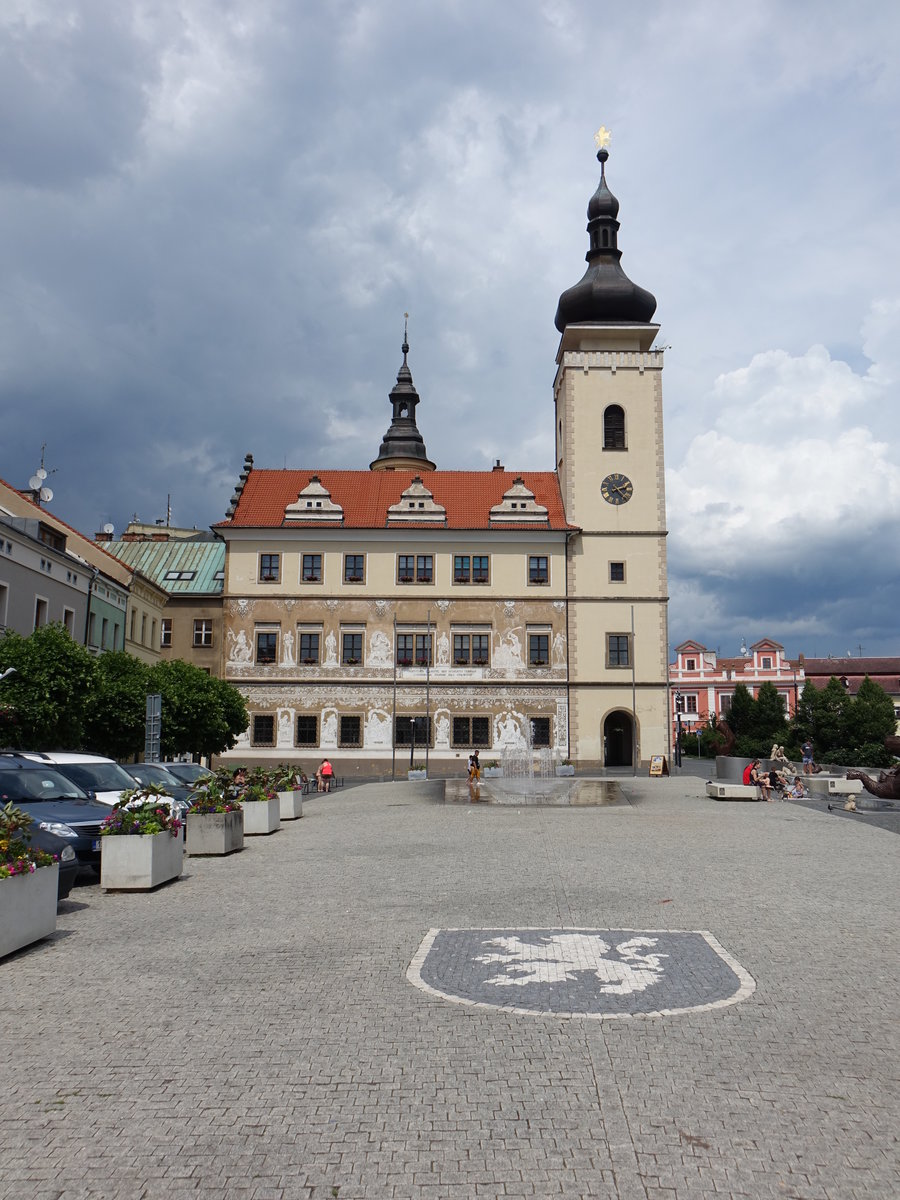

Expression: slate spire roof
xmin=555 ymin=146 xmax=657 ymax=330
xmin=370 ymin=320 xmax=435 ymax=471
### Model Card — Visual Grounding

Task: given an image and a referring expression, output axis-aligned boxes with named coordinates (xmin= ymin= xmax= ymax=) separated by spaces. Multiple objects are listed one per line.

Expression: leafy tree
xmin=752 ymin=681 xmax=789 ymax=745
xmin=727 ymin=683 xmax=755 ymax=737
xmin=0 ymin=623 xmax=96 ymax=749
xmin=846 ymin=677 xmax=896 ymax=749
xmin=149 ymin=659 xmax=247 ymax=759
xmin=810 ymin=676 xmax=851 ymax=757
xmin=791 ymin=680 xmax=819 ymax=745
xmin=83 ymin=652 xmax=152 ymax=760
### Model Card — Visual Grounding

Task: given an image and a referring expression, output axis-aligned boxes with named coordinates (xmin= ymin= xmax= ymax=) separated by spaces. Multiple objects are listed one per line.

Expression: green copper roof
xmin=104 ymin=539 xmax=224 ymax=594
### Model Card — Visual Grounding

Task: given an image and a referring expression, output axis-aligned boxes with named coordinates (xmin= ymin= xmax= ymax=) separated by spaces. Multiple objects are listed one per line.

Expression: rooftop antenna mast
xmin=27 ymin=443 xmax=56 ymax=506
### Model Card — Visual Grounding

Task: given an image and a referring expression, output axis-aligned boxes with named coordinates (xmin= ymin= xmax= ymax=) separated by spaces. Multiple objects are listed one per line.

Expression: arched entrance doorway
xmin=604 ymin=711 xmax=634 ymax=767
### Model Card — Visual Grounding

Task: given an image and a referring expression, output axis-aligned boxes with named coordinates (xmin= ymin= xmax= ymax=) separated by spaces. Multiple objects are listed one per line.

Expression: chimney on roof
xmin=493 ymin=460 xmax=504 ymax=471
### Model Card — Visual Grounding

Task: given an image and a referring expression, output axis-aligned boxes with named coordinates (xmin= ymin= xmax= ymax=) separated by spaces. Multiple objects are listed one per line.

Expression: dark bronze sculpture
xmin=846 ymin=737 xmax=900 ymax=799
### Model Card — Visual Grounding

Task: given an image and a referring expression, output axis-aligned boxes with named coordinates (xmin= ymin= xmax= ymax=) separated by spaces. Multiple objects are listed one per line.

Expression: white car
xmin=18 ymin=752 xmax=185 ymax=817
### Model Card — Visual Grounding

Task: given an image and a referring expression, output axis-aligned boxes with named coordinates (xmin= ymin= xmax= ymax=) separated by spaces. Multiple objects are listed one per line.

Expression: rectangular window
xmin=302 ymin=554 xmax=322 ymax=583
xmin=395 ymin=716 xmax=431 ymax=746
xmin=685 ymin=658 xmax=696 ymax=670
xmin=762 ymin=656 xmax=773 ymax=669
xmin=684 ymin=695 xmax=698 ymax=713
xmin=720 ymin=695 xmax=732 ymax=713
xmin=397 ymin=555 xmax=415 ymax=583
xmin=63 ymin=608 xmax=75 ymax=636
xmin=396 ymin=633 xmax=432 ymax=666
xmin=259 ymin=553 xmax=280 ymax=583
xmin=454 ymin=555 xmax=470 ymax=583
xmin=299 ymin=631 xmax=320 ymax=664
xmin=129 ymin=609 xmax=136 ymax=642
xmin=251 ymin=714 xmax=275 ymax=746
xmin=529 ymin=633 xmax=550 ymax=667
xmin=161 ymin=618 xmax=172 ymax=648
xmin=102 ymin=617 xmax=110 ymax=649
xmin=531 ymin=717 xmax=551 ymax=748
xmin=607 ymin=634 xmax=630 ymax=667
xmin=34 ymin=597 xmax=48 ymax=630
xmin=472 ymin=555 xmax=489 ymax=583
xmin=193 ymin=619 xmax=213 ymax=647
xmin=89 ymin=612 xmax=97 ymax=646
xmin=256 ymin=630 xmax=278 ymax=664
xmin=141 ymin=614 xmax=147 ymax=645
xmin=343 ymin=554 xmax=365 ymax=584
xmin=609 ymin=561 xmax=625 ymax=583
xmin=342 ymin=631 xmax=363 ymax=665
xmin=296 ymin=715 xmax=318 ymax=747
xmin=113 ymin=622 xmax=120 ymax=651
xmin=0 ymin=582 xmax=8 ymax=627
xmin=528 ymin=556 xmax=549 ymax=584
xmin=453 ymin=633 xmax=490 ymax=666
xmin=339 ymin=715 xmax=361 ymax=747
xmin=416 ymin=555 xmax=433 ymax=583
xmin=452 ymin=716 xmax=491 ymax=747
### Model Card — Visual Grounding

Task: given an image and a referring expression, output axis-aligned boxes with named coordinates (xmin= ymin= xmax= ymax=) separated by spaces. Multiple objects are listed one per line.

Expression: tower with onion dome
xmin=554 ymin=127 xmax=669 ymax=769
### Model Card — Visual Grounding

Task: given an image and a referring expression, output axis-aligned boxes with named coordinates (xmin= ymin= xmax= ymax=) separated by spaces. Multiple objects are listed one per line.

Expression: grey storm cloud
xmin=2 ymin=0 xmax=899 ymax=656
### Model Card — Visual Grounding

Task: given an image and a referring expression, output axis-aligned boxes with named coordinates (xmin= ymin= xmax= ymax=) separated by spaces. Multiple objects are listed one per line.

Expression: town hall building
xmin=217 ymin=137 xmax=670 ymax=772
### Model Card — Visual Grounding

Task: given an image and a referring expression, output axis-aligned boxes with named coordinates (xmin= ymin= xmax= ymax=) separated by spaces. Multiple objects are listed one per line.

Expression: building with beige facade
xmin=217 ymin=142 xmax=670 ymax=772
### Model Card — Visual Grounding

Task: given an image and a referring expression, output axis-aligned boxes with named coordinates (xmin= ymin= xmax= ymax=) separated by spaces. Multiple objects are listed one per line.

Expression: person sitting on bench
xmin=742 ymin=759 xmax=771 ymax=801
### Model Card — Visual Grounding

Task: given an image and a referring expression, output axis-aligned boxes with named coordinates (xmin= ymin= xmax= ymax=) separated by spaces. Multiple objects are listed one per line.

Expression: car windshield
xmin=128 ymin=765 xmax=180 ymax=788
xmin=165 ymin=763 xmax=212 ymax=783
xmin=57 ymin=762 xmax=138 ymax=792
xmin=0 ymin=769 xmax=89 ymax=802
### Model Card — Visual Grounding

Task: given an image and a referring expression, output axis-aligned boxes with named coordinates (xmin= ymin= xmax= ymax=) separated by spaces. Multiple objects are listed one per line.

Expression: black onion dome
xmin=554 ymin=148 xmax=656 ymax=331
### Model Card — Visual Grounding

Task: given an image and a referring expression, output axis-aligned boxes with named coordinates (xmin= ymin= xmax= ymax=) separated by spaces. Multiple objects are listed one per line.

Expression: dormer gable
xmin=386 ymin=477 xmax=446 ymax=524
xmin=284 ymin=476 xmax=344 ymax=523
xmin=489 ymin=477 xmax=549 ymax=524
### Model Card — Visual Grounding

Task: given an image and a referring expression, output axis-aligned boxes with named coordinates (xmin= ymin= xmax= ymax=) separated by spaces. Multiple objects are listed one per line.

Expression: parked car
xmin=121 ymin=762 xmax=193 ymax=804
xmin=17 ymin=750 xmax=189 ymax=824
xmin=163 ymin=762 xmax=214 ymax=786
xmin=27 ymin=824 xmax=79 ymax=901
xmin=17 ymin=752 xmax=148 ymax=807
xmin=0 ymin=753 xmax=113 ymax=877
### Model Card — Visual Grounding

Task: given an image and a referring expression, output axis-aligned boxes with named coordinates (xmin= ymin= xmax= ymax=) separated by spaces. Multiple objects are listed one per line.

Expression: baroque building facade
xmin=218 ymin=141 xmax=670 ymax=772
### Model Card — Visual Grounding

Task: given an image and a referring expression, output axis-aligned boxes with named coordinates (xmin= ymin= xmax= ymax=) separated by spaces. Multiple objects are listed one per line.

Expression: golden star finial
xmin=594 ymin=125 xmax=612 ymax=150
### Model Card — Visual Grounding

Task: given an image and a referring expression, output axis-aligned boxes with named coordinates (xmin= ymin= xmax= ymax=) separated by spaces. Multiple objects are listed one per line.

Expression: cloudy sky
xmin=2 ymin=0 xmax=898 ymax=659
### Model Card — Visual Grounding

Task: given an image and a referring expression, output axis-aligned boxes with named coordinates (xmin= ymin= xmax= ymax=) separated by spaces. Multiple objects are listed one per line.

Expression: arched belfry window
xmin=603 ymin=405 xmax=626 ymax=450
xmin=601 ymin=229 xmax=609 ymax=248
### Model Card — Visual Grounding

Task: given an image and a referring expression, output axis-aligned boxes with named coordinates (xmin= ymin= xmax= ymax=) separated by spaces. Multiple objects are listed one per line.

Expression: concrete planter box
xmin=241 ymin=798 xmax=281 ymax=835
xmin=407 ymin=770 xmax=427 ymax=781
xmin=0 ymin=866 xmax=59 ymax=958
xmin=187 ymin=810 xmax=244 ymax=856
xmin=483 ymin=767 xmax=503 ymax=778
xmin=278 ymin=790 xmax=303 ymax=820
xmin=101 ymin=831 xmax=183 ymax=891
xmin=555 ymin=765 xmax=575 ymax=776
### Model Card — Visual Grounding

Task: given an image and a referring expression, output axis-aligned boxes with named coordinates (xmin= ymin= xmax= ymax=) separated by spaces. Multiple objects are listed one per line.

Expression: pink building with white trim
xmin=669 ymin=638 xmax=805 ymax=738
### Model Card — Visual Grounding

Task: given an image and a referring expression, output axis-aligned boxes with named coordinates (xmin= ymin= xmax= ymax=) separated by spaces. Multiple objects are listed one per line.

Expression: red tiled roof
xmin=803 ymin=658 xmax=900 ymax=676
xmin=218 ymin=469 xmax=574 ymax=531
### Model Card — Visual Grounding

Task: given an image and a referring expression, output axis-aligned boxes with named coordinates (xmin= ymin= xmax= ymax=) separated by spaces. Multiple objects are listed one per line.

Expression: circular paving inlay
xmin=407 ymin=928 xmax=756 ymax=1018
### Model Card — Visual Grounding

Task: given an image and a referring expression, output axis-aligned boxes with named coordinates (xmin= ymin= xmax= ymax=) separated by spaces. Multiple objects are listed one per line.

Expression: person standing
xmin=801 ymin=740 xmax=814 ymax=775
xmin=468 ymin=750 xmax=481 ymax=783
xmin=319 ymin=758 xmax=334 ymax=793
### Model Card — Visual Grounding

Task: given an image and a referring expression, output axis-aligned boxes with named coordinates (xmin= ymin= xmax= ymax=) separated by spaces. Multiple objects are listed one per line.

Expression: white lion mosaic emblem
xmin=474 ymin=934 xmax=667 ymax=995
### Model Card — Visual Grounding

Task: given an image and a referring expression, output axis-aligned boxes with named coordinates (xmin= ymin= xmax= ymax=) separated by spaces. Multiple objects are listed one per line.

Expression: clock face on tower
xmin=601 ymin=472 xmax=633 ymax=505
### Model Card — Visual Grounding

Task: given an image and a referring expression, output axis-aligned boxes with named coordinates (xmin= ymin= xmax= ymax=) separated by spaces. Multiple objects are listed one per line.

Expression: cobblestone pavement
xmin=1 ymin=775 xmax=897 ymax=1199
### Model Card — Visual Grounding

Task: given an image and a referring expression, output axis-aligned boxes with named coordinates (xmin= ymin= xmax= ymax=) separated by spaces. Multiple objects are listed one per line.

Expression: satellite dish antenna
xmin=102 ymin=522 xmax=114 ymax=535
xmin=40 ymin=487 xmax=53 ymax=503
xmin=36 ymin=468 xmax=47 ymax=480
xmin=28 ymin=475 xmax=41 ymax=490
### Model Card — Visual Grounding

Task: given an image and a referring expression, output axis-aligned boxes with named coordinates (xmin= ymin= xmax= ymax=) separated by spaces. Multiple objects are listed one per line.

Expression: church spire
xmin=370 ymin=316 xmax=436 ymax=472
xmin=554 ymin=130 xmax=657 ymax=331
